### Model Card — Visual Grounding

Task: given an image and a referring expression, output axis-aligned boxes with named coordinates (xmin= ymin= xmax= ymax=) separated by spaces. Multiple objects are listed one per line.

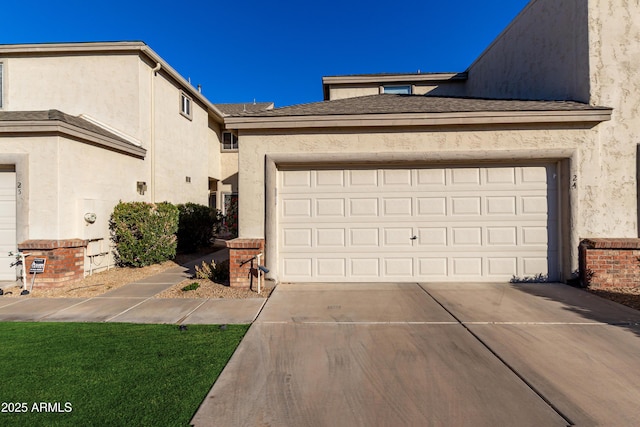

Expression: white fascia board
xmin=224 ymin=109 xmax=613 ymax=130
xmin=322 ymin=73 xmax=468 ymax=85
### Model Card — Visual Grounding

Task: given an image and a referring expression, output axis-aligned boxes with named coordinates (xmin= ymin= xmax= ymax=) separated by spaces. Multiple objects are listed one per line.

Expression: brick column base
xmin=17 ymin=239 xmax=87 ymax=288
xmin=226 ymin=238 xmax=265 ymax=289
xmin=579 ymin=238 xmax=640 ymax=288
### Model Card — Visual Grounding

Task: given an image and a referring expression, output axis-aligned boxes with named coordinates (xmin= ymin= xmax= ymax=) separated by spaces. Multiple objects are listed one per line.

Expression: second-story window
xmin=382 ymin=85 xmax=412 ymax=95
xmin=180 ymin=92 xmax=192 ymax=119
xmin=222 ymin=131 xmax=238 ymax=151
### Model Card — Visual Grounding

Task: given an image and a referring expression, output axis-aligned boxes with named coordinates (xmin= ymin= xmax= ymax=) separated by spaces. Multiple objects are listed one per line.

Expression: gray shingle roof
xmin=0 ymin=109 xmax=135 ymax=145
xmin=0 ymin=109 xmax=146 ymax=157
xmin=235 ymin=94 xmax=609 ymax=117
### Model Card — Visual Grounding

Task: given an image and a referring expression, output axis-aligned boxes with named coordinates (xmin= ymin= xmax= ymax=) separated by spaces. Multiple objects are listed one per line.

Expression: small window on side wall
xmin=222 ymin=131 xmax=238 ymax=151
xmin=180 ymin=92 xmax=192 ymax=119
xmin=383 ymin=85 xmax=411 ymax=95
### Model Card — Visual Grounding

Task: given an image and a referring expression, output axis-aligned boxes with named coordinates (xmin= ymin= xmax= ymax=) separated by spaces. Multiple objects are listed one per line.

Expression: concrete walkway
xmin=192 ymin=282 xmax=640 ymax=426
xmin=0 ymin=249 xmax=267 ymax=324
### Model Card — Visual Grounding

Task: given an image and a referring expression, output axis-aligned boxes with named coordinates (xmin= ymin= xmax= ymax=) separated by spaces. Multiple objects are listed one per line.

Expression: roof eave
xmin=224 ymin=109 xmax=613 ymax=130
xmin=0 ymin=120 xmax=147 ymax=158
xmin=322 ymin=73 xmax=469 ymax=85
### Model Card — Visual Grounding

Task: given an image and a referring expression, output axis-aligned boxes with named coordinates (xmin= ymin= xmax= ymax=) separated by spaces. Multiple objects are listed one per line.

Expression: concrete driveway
xmin=192 ymin=282 xmax=640 ymax=426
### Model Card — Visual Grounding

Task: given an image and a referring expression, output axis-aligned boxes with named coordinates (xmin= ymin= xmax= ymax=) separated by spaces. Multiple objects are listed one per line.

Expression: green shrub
xmin=110 ymin=202 xmax=179 ymax=267
xmin=181 ymin=282 xmax=200 ymax=292
xmin=195 ymin=259 xmax=230 ymax=284
xmin=176 ymin=203 xmax=219 ymax=253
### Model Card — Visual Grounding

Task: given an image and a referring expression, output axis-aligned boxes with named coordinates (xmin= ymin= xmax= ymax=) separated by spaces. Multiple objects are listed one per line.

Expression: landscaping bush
xmin=223 ymin=196 xmax=238 ymax=238
xmin=195 ymin=259 xmax=230 ymax=284
xmin=110 ymin=202 xmax=179 ymax=267
xmin=176 ymin=203 xmax=218 ymax=253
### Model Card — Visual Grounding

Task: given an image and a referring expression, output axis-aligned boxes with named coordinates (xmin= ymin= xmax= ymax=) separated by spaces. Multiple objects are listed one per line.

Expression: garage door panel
xmin=381 ymin=169 xmax=412 ymax=186
xmin=384 ymin=258 xmax=414 ymax=277
xmin=487 ymin=227 xmax=518 ymax=246
xmin=349 ymin=170 xmax=378 ymax=186
xmin=350 ymin=228 xmax=379 ymax=247
xmin=0 ymin=170 xmax=16 ymax=281
xmin=486 ymin=167 xmax=517 ymax=185
xmin=383 ymin=227 xmax=414 ymax=247
xmin=417 ymin=227 xmax=447 ymax=246
xmin=279 ymin=165 xmax=558 ymax=283
xmin=316 ymin=170 xmax=345 ymax=187
xmin=486 ymin=197 xmax=517 ymax=215
xmin=418 ymin=258 xmax=448 ymax=277
xmin=417 ymin=169 xmax=446 ymax=185
xmin=282 ymin=229 xmax=312 ymax=248
xmin=382 ymin=198 xmax=412 ymax=216
xmin=316 ymin=198 xmax=345 ymax=217
xmin=283 ymin=258 xmax=313 ymax=278
xmin=488 ymin=258 xmax=519 ymax=276
xmin=282 ymin=198 xmax=312 ymax=217
xmin=351 ymin=258 xmax=380 ymax=277
xmin=417 ymin=197 xmax=447 ymax=216
xmin=349 ymin=198 xmax=378 ymax=216
xmin=316 ymin=229 xmax=346 ymax=247
xmin=282 ymin=170 xmax=311 ymax=188
xmin=451 ymin=197 xmax=482 ymax=215
xmin=521 ymin=196 xmax=549 ymax=214
xmin=450 ymin=168 xmax=481 ymax=185
xmin=317 ymin=259 xmax=346 ymax=278
xmin=452 ymin=258 xmax=483 ymax=276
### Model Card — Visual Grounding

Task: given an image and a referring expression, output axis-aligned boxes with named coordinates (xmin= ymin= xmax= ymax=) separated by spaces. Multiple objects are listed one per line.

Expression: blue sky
xmin=3 ymin=0 xmax=530 ymax=107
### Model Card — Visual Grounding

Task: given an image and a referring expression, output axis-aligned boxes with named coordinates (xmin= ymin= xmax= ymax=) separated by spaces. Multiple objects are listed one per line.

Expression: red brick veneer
xmin=579 ymin=238 xmax=640 ymax=288
xmin=226 ymin=238 xmax=265 ymax=289
xmin=17 ymin=239 xmax=88 ymax=287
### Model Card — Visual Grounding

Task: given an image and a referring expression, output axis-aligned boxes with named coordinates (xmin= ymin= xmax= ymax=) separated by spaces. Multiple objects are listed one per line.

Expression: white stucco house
xmin=2 ymin=0 xmax=638 ymax=289
xmin=223 ymin=0 xmax=638 ymax=286
xmin=0 ymin=42 xmax=253 ymax=283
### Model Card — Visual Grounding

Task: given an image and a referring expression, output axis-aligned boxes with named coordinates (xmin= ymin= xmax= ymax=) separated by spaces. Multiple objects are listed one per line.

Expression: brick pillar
xmin=579 ymin=238 xmax=640 ymax=288
xmin=226 ymin=238 xmax=265 ymax=289
xmin=17 ymin=239 xmax=87 ymax=287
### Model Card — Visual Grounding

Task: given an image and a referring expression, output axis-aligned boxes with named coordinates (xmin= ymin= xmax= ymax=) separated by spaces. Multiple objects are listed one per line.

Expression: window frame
xmin=382 ymin=85 xmax=412 ymax=95
xmin=222 ymin=131 xmax=239 ymax=151
xmin=179 ymin=91 xmax=192 ymax=120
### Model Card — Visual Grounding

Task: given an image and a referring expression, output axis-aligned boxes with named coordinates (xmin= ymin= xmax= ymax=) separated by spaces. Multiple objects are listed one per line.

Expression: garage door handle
xmin=410 ymin=236 xmax=417 ymax=241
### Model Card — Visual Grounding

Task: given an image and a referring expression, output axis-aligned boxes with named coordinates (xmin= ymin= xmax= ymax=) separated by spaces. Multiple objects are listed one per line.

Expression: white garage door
xmin=278 ymin=165 xmax=558 ymax=282
xmin=0 ymin=169 xmax=17 ymax=281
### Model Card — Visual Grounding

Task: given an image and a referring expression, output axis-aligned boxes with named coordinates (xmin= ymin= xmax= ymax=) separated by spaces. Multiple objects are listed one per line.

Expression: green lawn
xmin=0 ymin=322 xmax=249 ymax=426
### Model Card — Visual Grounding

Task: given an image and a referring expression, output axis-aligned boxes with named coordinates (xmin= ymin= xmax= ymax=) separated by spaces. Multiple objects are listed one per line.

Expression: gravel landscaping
xmin=0 ymin=248 xmax=273 ymax=299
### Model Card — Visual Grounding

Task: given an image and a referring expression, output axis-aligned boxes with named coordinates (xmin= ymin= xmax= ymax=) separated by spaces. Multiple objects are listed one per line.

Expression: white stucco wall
xmin=2 ymin=49 xmax=223 ymax=206
xmin=151 ymin=74 xmax=213 ymax=205
xmin=583 ymin=0 xmax=640 ymax=237
xmin=462 ymin=0 xmax=640 ymax=238
xmin=4 ymin=54 xmax=143 ymax=139
xmin=0 ymin=135 xmax=144 ymax=242
xmin=0 ymin=46 xmax=225 ymax=276
xmin=464 ymin=0 xmax=590 ymax=103
xmin=237 ymin=123 xmax=606 ymax=277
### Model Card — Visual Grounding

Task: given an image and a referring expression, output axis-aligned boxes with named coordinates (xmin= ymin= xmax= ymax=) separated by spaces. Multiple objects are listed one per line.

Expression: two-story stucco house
xmin=223 ymin=0 xmax=637 ymax=287
xmin=0 ymin=42 xmax=240 ymax=283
